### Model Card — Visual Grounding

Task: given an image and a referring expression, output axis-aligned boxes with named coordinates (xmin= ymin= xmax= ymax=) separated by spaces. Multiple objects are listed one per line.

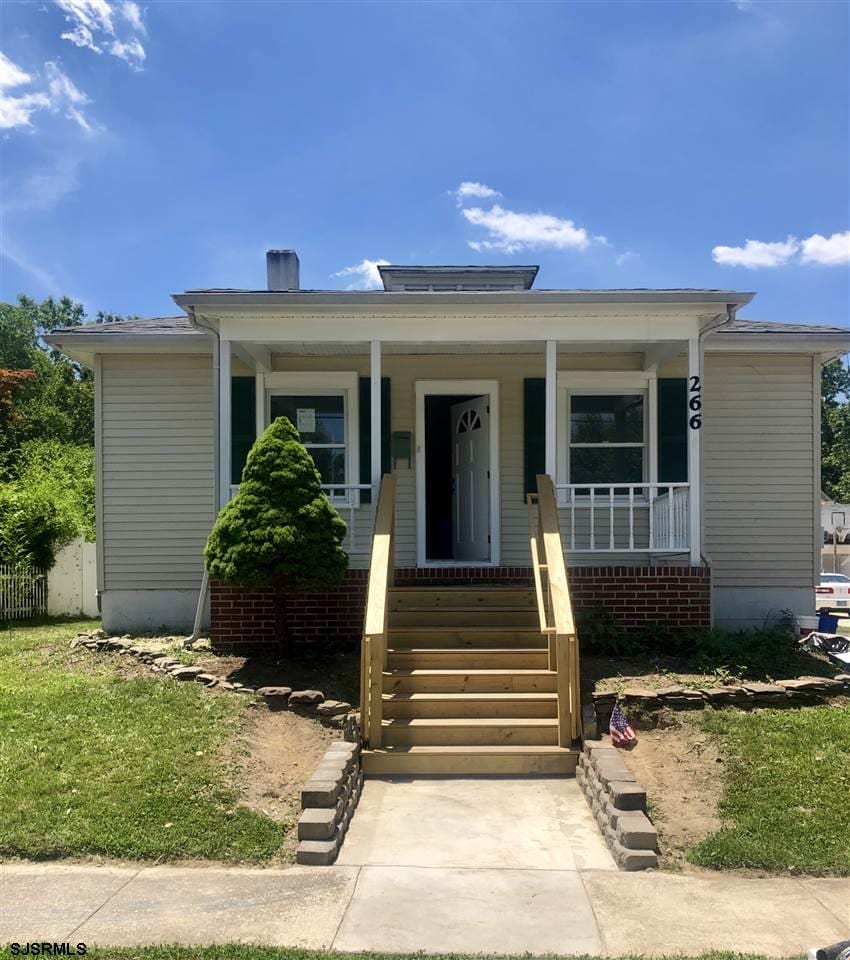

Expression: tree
xmin=204 ymin=417 xmax=348 ymax=655
xmin=822 ymin=357 xmax=850 ymax=503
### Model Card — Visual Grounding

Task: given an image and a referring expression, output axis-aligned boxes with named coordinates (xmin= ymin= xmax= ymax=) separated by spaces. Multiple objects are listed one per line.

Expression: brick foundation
xmin=210 ymin=565 xmax=711 ymax=653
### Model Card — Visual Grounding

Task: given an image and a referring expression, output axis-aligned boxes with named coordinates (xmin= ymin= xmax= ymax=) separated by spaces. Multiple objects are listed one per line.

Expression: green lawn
xmin=0 ymin=619 xmax=284 ymax=862
xmin=689 ymin=704 xmax=850 ymax=874
xmin=83 ymin=949 xmax=799 ymax=960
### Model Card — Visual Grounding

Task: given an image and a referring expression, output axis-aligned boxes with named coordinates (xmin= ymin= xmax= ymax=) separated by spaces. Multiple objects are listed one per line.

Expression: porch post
xmin=687 ymin=335 xmax=701 ymax=564
xmin=255 ymin=371 xmax=264 ymax=439
xmin=370 ymin=340 xmax=382 ymax=494
xmin=219 ymin=339 xmax=232 ymax=509
xmin=545 ymin=340 xmax=557 ymax=478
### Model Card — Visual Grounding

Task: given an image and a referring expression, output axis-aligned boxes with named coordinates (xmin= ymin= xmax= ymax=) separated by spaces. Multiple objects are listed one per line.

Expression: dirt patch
xmin=229 ymin=705 xmax=338 ymax=861
xmin=619 ymin=717 xmax=724 ymax=870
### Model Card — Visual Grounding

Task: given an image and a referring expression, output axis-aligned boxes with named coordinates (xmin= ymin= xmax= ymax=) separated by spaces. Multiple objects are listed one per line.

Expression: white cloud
xmin=55 ymin=0 xmax=146 ymax=70
xmin=711 ymin=235 xmax=799 ymax=268
xmin=119 ymin=1 xmax=145 ymax=34
xmin=463 ymin=203 xmax=602 ymax=254
xmin=108 ymin=37 xmax=145 ymax=69
xmin=615 ymin=251 xmax=639 ymax=266
xmin=712 ymin=231 xmax=850 ymax=268
xmin=0 ymin=51 xmax=33 ymax=88
xmin=0 ymin=58 xmax=95 ymax=132
xmin=452 ymin=181 xmax=502 ymax=207
xmin=332 ymin=258 xmax=390 ymax=290
xmin=800 ymin=231 xmax=850 ymax=267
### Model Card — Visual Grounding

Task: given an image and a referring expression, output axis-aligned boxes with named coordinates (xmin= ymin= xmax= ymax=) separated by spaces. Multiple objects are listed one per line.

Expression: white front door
xmin=450 ymin=396 xmax=490 ymax=562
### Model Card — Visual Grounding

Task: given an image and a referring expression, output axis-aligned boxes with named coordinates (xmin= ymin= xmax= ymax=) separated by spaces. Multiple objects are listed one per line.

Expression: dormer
xmin=377 ymin=264 xmax=539 ymax=292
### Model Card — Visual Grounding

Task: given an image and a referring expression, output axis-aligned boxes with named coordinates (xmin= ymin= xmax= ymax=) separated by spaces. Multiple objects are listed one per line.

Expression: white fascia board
xmin=707 ymin=334 xmax=850 ymax=355
xmin=217 ymin=312 xmax=701 ymax=343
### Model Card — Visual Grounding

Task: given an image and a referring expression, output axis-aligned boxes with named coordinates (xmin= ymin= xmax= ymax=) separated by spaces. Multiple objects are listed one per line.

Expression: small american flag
xmin=609 ymin=701 xmax=637 ymax=748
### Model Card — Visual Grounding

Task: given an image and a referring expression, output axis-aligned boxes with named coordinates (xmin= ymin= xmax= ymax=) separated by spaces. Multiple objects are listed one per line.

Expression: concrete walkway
xmin=1 ymin=778 xmax=848 ymax=956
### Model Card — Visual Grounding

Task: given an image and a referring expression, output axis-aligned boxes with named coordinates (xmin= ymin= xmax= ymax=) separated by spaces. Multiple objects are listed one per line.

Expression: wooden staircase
xmin=358 ymin=475 xmax=582 ymax=777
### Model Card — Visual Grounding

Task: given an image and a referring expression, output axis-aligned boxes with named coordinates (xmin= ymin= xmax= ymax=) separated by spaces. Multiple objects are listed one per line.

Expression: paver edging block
xmin=577 ymin=738 xmax=659 ymax=871
xmin=296 ymin=740 xmax=363 ymax=865
xmin=592 ymin=671 xmax=850 ymax=730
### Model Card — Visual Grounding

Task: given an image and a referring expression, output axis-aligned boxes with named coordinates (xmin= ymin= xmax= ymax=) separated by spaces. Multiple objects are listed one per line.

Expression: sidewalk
xmin=1 ymin=777 xmax=848 ymax=956
xmin=1 ymin=860 xmax=847 ymax=956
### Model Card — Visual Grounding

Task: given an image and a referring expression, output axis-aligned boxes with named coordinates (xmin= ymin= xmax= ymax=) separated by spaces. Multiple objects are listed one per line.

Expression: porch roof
xmin=45 ymin=314 xmax=850 ymax=364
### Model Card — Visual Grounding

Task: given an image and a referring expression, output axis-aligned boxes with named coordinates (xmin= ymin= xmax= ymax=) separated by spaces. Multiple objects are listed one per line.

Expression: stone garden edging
xmin=576 ymin=739 xmax=659 ymax=871
xmin=296 ymin=739 xmax=363 ymax=865
xmin=592 ymin=673 xmax=850 ymax=730
xmin=71 ymin=629 xmax=353 ymax=724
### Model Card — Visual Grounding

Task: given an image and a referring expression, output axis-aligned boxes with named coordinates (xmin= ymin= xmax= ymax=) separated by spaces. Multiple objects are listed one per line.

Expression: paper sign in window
xmin=296 ymin=408 xmax=316 ymax=433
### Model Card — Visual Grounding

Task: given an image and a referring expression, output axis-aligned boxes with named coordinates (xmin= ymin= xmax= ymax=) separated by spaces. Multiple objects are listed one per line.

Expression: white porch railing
xmin=555 ymin=483 xmax=690 ymax=553
xmin=228 ymin=482 xmax=375 ymax=555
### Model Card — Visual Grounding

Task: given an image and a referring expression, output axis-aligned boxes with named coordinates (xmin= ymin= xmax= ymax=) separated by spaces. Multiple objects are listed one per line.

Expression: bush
xmin=205 ymin=417 xmax=348 ymax=655
xmin=577 ymin=605 xmax=800 ymax=674
xmin=0 ymin=484 xmax=78 ymax=568
xmin=15 ymin=440 xmax=95 ymax=540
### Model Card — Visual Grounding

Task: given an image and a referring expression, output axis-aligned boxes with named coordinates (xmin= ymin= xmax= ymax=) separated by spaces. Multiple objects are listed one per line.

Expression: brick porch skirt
xmin=210 ymin=565 xmax=711 ymax=653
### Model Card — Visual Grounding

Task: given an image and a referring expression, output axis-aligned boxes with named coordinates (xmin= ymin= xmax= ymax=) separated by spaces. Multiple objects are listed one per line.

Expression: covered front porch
xmin=217 ymin=335 xmax=703 ymax=569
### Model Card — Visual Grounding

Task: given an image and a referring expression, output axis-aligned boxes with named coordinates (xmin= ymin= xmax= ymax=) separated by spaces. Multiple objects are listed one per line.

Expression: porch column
xmin=255 ymin=371 xmax=264 ymax=439
xmin=370 ymin=340 xmax=382 ymax=494
xmin=545 ymin=340 xmax=557 ymax=478
xmin=687 ymin=335 xmax=702 ymax=564
xmin=219 ymin=338 xmax=232 ymax=509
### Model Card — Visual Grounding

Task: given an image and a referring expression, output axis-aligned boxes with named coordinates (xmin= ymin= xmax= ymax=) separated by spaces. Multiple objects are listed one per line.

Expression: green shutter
xmin=358 ymin=377 xmax=391 ymax=503
xmin=231 ymin=376 xmax=256 ymax=484
xmin=524 ymin=378 xmax=546 ymax=496
xmin=657 ymin=378 xmax=688 ymax=483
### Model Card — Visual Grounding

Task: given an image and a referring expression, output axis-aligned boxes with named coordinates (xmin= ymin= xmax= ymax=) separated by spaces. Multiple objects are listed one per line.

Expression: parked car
xmin=816 ymin=572 xmax=850 ymax=618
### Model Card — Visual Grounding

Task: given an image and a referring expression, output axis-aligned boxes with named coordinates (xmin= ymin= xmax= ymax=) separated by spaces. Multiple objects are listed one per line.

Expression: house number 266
xmin=688 ymin=375 xmax=702 ymax=430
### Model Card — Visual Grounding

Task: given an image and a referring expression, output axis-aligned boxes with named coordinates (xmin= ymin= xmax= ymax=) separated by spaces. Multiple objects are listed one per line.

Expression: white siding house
xmin=47 ymin=253 xmax=850 ymax=635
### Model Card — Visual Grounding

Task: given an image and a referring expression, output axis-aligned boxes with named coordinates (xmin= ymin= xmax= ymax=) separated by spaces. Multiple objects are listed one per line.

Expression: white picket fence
xmin=0 ymin=563 xmax=48 ymax=621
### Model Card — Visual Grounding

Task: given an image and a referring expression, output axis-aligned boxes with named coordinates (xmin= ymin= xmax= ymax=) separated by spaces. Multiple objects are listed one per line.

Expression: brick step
xmin=383 ymin=717 xmax=558 ymax=747
xmin=388 ymin=626 xmax=544 ymax=645
xmin=383 ymin=692 xmax=558 ymax=719
xmin=361 ymin=745 xmax=578 ymax=776
xmin=388 ymin=587 xmax=535 ymax=610
xmin=389 ymin=608 xmax=539 ymax=627
xmin=384 ymin=668 xmax=557 ymax=694
xmin=387 ymin=648 xmax=548 ymax=670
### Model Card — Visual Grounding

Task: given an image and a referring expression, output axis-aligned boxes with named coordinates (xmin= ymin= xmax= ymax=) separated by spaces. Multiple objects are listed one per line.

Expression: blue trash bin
xmin=818 ymin=612 xmax=839 ymax=633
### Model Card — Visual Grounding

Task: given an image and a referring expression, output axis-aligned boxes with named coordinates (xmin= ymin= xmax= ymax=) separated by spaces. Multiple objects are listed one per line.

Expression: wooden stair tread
xmin=383 ymin=717 xmax=556 ymax=727
xmin=364 ymin=745 xmax=576 ymax=755
xmin=385 ymin=671 xmax=553 ymax=679
xmin=388 ymin=625 xmax=540 ymax=633
xmin=384 ymin=692 xmax=556 ymax=700
xmin=388 ymin=647 xmax=544 ymax=654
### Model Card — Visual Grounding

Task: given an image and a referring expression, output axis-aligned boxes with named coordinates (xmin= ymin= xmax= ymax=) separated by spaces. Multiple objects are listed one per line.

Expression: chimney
xmin=266 ymin=249 xmax=300 ymax=290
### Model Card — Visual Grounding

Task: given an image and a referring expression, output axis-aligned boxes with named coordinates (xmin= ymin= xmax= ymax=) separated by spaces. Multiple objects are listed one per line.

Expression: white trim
xmin=545 ymin=341 xmax=557 ymax=477
xmin=556 ymin=371 xmax=656 ymax=502
xmin=219 ymin=339 xmax=232 ymax=511
xmin=94 ymin=353 xmax=105 ymax=593
xmin=370 ymin=341 xmax=381 ymax=493
xmin=254 ymin=371 xmax=265 ymax=439
xmin=263 ymin=371 xmax=359 ymax=503
xmin=415 ymin=379 xmax=501 ymax=568
xmin=688 ymin=336 xmax=701 ymax=564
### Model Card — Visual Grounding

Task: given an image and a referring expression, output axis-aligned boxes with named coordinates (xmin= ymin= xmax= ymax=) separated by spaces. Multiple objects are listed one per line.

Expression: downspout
xmin=184 ymin=307 xmax=219 ymax=646
xmin=696 ymin=304 xmax=738 ymax=626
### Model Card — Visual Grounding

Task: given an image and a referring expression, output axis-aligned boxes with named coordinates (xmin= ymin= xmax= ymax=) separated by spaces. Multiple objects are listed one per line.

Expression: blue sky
xmin=1 ymin=0 xmax=848 ymax=326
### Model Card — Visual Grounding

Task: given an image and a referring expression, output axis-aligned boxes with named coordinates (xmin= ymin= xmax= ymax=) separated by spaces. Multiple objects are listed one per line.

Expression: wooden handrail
xmin=528 ymin=475 xmax=582 ymax=744
xmin=360 ymin=473 xmax=396 ymax=748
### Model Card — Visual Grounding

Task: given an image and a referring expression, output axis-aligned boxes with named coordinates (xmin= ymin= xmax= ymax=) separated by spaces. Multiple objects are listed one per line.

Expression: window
xmin=269 ymin=393 xmax=346 ymax=485
xmin=265 ymin=372 xmax=359 ymax=500
xmin=569 ymin=393 xmax=645 ymax=486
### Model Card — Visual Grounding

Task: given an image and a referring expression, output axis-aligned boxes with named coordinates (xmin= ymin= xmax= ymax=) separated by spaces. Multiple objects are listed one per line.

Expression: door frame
xmin=415 ymin=379 xmax=501 ymax=567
